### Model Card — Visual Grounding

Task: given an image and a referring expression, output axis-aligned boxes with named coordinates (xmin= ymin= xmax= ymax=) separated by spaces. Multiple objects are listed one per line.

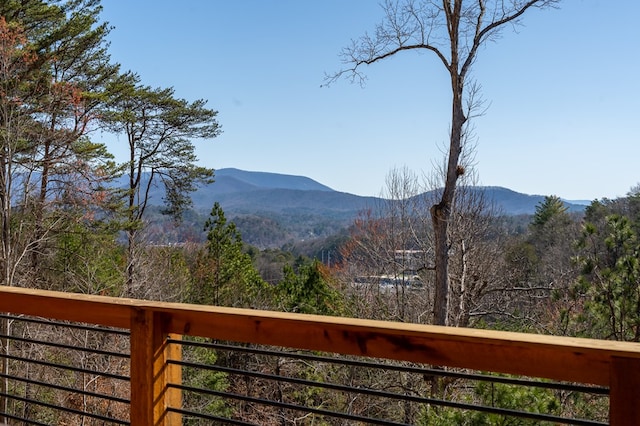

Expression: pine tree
xmin=104 ymin=73 xmax=221 ymax=295
xmin=574 ymin=214 xmax=640 ymax=341
xmin=188 ymin=202 xmax=269 ymax=308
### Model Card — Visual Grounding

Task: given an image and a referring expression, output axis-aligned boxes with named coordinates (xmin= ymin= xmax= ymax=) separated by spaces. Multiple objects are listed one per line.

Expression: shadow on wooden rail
xmin=1 ymin=285 xmax=639 ymax=425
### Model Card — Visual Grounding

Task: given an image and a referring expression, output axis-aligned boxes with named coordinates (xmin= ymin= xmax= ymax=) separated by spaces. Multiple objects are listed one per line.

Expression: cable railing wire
xmin=0 ymin=353 xmax=129 ymax=382
xmin=173 ymin=338 xmax=609 ymax=395
xmin=169 ymin=339 xmax=608 ymax=426
xmin=171 ymin=379 xmax=606 ymax=426
xmin=0 ymin=333 xmax=129 ymax=359
xmin=1 ymin=313 xmax=131 ymax=424
xmin=0 ymin=411 xmax=50 ymax=426
xmin=0 ymin=372 xmax=129 ymax=406
xmin=0 ymin=312 xmax=611 ymax=424
xmin=171 ymin=383 xmax=412 ymax=426
xmin=0 ymin=391 xmax=129 ymax=425
xmin=0 ymin=313 xmax=130 ymax=336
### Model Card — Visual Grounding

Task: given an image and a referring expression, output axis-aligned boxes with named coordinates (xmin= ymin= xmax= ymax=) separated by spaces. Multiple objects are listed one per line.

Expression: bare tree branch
xmin=326 ymin=0 xmax=559 ymax=326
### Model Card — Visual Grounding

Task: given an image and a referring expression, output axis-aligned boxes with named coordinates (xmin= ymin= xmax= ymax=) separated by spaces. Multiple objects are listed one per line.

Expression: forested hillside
xmin=138 ymin=168 xmax=588 ymax=248
xmin=139 ymin=167 xmax=588 ymax=215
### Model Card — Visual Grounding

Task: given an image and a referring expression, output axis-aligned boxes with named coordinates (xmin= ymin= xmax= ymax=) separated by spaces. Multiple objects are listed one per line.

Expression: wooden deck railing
xmin=1 ymin=285 xmax=639 ymax=425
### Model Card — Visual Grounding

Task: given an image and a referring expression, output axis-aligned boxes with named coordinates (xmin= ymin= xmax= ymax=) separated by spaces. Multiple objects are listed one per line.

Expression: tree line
xmin=336 ymin=166 xmax=640 ymax=344
xmin=0 ymin=0 xmax=219 ymax=297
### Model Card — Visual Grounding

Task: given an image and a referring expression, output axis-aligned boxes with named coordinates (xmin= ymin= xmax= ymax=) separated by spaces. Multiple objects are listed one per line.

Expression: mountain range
xmin=188 ymin=168 xmax=588 ymax=216
xmin=142 ymin=168 xmax=589 ymax=247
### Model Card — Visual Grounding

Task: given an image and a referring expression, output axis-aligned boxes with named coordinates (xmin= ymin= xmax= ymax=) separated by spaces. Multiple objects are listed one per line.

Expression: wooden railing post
xmin=166 ymin=333 xmax=182 ymax=421
xmin=609 ymin=356 xmax=640 ymax=425
xmin=130 ymin=308 xmax=182 ymax=426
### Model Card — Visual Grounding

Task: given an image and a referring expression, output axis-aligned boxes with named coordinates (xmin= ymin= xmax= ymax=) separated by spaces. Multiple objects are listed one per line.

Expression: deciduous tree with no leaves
xmin=326 ymin=0 xmax=559 ymax=325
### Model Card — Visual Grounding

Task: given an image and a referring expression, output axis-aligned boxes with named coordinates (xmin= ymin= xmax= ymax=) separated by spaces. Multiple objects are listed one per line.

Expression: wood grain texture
xmin=3 ymin=286 xmax=640 ymax=424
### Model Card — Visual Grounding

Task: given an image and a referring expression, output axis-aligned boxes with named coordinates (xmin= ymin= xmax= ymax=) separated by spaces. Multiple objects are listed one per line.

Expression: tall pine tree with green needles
xmin=531 ymin=195 xmax=569 ymax=231
xmin=277 ymin=259 xmax=344 ymax=316
xmin=574 ymin=214 xmax=640 ymax=341
xmin=104 ymin=72 xmax=221 ymax=295
xmin=0 ymin=0 xmax=121 ymax=288
xmin=0 ymin=1 xmax=122 ymax=418
xmin=188 ymin=202 xmax=269 ymax=308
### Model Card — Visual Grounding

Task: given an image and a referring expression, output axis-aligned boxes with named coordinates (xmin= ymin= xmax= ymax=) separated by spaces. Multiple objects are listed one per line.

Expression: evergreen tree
xmin=531 ymin=195 xmax=569 ymax=231
xmin=573 ymin=214 xmax=640 ymax=341
xmin=276 ymin=259 xmax=344 ymax=316
xmin=49 ymin=217 xmax=125 ymax=295
xmin=0 ymin=2 xmax=121 ymax=416
xmin=104 ymin=73 xmax=220 ymax=295
xmin=188 ymin=202 xmax=269 ymax=308
xmin=0 ymin=0 xmax=120 ymax=288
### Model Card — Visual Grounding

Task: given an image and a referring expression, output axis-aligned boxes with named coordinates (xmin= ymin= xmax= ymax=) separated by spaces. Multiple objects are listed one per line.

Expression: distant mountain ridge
xmin=187 ymin=168 xmax=587 ymax=215
xmin=212 ymin=168 xmax=334 ymax=193
xmin=139 ymin=168 xmax=589 ymax=247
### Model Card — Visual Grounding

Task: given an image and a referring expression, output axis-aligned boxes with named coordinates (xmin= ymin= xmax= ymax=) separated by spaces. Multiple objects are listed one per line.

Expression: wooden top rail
xmin=2 ymin=285 xmax=640 ymax=388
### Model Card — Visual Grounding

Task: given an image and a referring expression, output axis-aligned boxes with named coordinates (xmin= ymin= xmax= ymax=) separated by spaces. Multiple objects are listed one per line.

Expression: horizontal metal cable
xmin=0 ymin=333 xmax=129 ymax=359
xmin=0 ymin=411 xmax=50 ymax=426
xmin=174 ymin=358 xmax=427 ymax=401
xmin=0 ymin=313 xmax=130 ymax=336
xmin=170 ymin=361 xmax=606 ymax=426
xmin=0 ymin=353 xmax=130 ymax=382
xmin=0 ymin=372 xmax=130 ymax=405
xmin=171 ymin=383 xmax=410 ymax=426
xmin=172 ymin=339 xmax=609 ymax=395
xmin=167 ymin=407 xmax=256 ymax=425
xmin=0 ymin=391 xmax=129 ymax=425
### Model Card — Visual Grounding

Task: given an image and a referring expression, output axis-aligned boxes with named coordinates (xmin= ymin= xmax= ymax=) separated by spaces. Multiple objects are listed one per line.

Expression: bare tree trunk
xmin=0 ymin=151 xmax=11 ymax=422
xmin=431 ymin=204 xmax=450 ymax=325
xmin=326 ymin=0 xmax=559 ymax=326
xmin=126 ymin=231 xmax=136 ymax=297
xmin=432 ymin=67 xmax=466 ymax=325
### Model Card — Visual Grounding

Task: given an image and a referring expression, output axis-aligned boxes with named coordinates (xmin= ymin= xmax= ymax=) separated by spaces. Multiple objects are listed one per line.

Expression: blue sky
xmin=99 ymin=0 xmax=639 ymax=201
